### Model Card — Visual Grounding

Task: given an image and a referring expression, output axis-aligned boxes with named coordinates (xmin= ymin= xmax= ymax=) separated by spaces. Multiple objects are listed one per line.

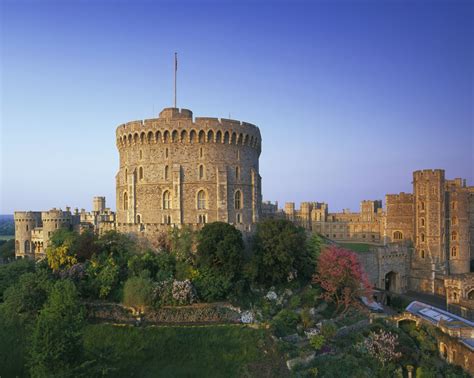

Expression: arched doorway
xmin=385 ymin=271 xmax=398 ymax=293
xmin=468 ymin=290 xmax=474 ymax=300
xmin=440 ymin=343 xmax=448 ymax=360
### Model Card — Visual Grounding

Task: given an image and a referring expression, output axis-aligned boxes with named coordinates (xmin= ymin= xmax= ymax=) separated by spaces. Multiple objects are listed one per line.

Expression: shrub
xmin=0 ymin=259 xmax=35 ymax=301
xmin=193 ymin=267 xmax=232 ymax=302
xmin=123 ymin=276 xmax=153 ymax=312
xmin=271 ymin=309 xmax=300 ymax=337
xmin=289 ymin=294 xmax=301 ymax=309
xmin=309 ymin=334 xmax=325 ymax=350
xmin=320 ymin=322 xmax=337 ymax=341
xmin=300 ymin=308 xmax=314 ymax=329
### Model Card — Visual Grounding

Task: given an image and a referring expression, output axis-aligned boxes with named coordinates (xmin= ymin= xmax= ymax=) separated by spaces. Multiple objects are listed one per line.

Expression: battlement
xmin=14 ymin=211 xmax=42 ymax=221
xmin=116 ymin=108 xmax=261 ymax=152
xmin=159 ymin=107 xmax=193 ymax=120
xmin=41 ymin=208 xmax=72 ymax=221
xmin=386 ymin=192 xmax=414 ymax=201
xmin=413 ymin=169 xmax=445 ymax=180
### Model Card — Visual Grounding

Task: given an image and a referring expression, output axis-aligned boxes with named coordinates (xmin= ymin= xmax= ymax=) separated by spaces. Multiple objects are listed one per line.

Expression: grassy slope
xmin=84 ymin=324 xmax=287 ymax=378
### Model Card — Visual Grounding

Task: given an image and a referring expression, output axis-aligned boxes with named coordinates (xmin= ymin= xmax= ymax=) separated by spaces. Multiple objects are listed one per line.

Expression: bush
xmin=289 ymin=295 xmax=301 ymax=310
xmin=309 ymin=334 xmax=325 ymax=350
xmin=271 ymin=309 xmax=300 ymax=337
xmin=193 ymin=267 xmax=232 ymax=302
xmin=0 ymin=259 xmax=35 ymax=301
xmin=320 ymin=322 xmax=337 ymax=341
xmin=123 ymin=276 xmax=153 ymax=312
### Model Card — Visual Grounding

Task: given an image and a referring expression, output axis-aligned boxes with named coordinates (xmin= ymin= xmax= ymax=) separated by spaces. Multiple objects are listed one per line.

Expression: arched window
xmin=420 ymin=218 xmax=425 ymax=227
xmin=136 ymin=214 xmax=141 ymax=224
xmin=393 ymin=231 xmax=403 ymax=240
xmin=421 ymin=233 xmax=425 ymax=242
xmin=198 ymin=165 xmax=204 ymax=180
xmin=421 ymin=249 xmax=425 ymax=259
xmin=451 ymin=231 xmax=457 ymax=241
xmin=139 ymin=167 xmax=144 ymax=180
xmin=453 ymin=292 xmax=458 ymax=301
xmin=123 ymin=192 xmax=128 ymax=211
xmin=234 ymin=190 xmax=242 ymax=210
xmin=468 ymin=290 xmax=474 ymax=300
xmin=236 ymin=213 xmax=242 ymax=224
xmin=420 ymin=201 xmax=425 ymax=211
xmin=198 ymin=214 xmax=207 ymax=224
xmin=26 ymin=224 xmax=29 ymax=231
xmin=451 ymin=217 xmax=457 ymax=226
xmin=451 ymin=246 xmax=457 ymax=257
xmin=125 ymin=168 xmax=128 ymax=183
xmin=200 ymin=147 xmax=203 ymax=158
xmin=235 ymin=166 xmax=240 ymax=180
xmin=24 ymin=240 xmax=30 ymax=253
xmin=165 ymin=148 xmax=169 ymax=158
xmin=139 ymin=149 xmax=143 ymax=159
xmin=165 ymin=165 xmax=169 ymax=180
xmin=163 ymin=215 xmax=171 ymax=224
xmin=197 ymin=190 xmax=206 ymax=209
xmin=163 ymin=191 xmax=171 ymax=209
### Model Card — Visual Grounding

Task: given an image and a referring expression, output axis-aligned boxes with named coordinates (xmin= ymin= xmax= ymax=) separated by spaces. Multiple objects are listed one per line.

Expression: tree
xmin=29 ymin=280 xmax=85 ymax=377
xmin=46 ymin=240 xmax=78 ymax=272
xmin=0 ymin=239 xmax=15 ymax=261
xmin=250 ymin=219 xmax=313 ymax=286
xmin=123 ymin=276 xmax=153 ymax=313
xmin=0 ymin=259 xmax=35 ymax=301
xmin=169 ymin=225 xmax=195 ymax=262
xmin=312 ymin=246 xmax=371 ymax=313
xmin=196 ymin=222 xmax=244 ymax=282
xmin=2 ymin=271 xmax=52 ymax=324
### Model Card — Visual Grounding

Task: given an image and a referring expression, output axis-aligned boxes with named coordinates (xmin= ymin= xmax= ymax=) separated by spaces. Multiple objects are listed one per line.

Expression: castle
xmin=13 ymin=107 xmax=474 ymax=317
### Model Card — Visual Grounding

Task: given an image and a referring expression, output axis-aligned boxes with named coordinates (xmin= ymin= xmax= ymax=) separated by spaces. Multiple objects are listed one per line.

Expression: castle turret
xmin=14 ymin=211 xmax=42 ymax=258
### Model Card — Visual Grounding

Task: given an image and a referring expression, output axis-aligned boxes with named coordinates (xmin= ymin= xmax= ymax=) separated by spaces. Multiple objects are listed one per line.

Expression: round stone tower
xmin=14 ymin=211 xmax=41 ymax=258
xmin=115 ymin=107 xmax=262 ymax=231
xmin=41 ymin=209 xmax=72 ymax=250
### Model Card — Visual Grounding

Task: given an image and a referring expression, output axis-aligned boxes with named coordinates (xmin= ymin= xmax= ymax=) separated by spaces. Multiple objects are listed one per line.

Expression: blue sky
xmin=1 ymin=0 xmax=473 ymax=214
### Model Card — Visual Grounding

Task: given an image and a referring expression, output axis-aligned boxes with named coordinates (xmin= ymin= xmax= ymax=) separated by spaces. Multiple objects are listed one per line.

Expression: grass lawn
xmin=83 ymin=324 xmax=287 ymax=377
xmin=0 ymin=235 xmax=14 ymax=241
xmin=338 ymin=242 xmax=377 ymax=253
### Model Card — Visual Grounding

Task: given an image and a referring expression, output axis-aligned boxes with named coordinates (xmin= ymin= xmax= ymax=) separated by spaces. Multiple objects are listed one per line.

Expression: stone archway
xmin=468 ymin=290 xmax=474 ymax=300
xmin=385 ymin=271 xmax=399 ymax=293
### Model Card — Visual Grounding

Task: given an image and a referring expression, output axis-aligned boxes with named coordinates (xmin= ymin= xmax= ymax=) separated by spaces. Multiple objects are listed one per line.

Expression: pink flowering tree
xmin=312 ymin=246 xmax=372 ymax=313
xmin=362 ymin=329 xmax=402 ymax=366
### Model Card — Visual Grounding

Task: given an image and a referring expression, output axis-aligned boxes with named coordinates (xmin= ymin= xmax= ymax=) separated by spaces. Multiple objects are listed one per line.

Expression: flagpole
xmin=174 ymin=52 xmax=177 ymax=108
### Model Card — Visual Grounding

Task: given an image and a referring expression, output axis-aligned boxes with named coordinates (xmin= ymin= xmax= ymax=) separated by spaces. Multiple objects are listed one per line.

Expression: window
xmin=234 ymin=190 xmax=242 ymax=210
xmin=165 ymin=148 xmax=169 ymax=158
xmin=26 ymin=224 xmax=29 ymax=231
xmin=421 ymin=233 xmax=425 ymax=242
xmin=452 ymin=202 xmax=455 ymax=210
xmin=452 ymin=217 xmax=457 ymax=226
xmin=451 ymin=231 xmax=457 ymax=241
xmin=235 ymin=166 xmax=240 ymax=180
xmin=139 ymin=149 xmax=143 ymax=159
xmin=451 ymin=246 xmax=457 ymax=257
xmin=139 ymin=167 xmax=144 ymax=180
xmin=197 ymin=190 xmax=206 ymax=209
xmin=237 ymin=149 xmax=240 ymax=160
xmin=163 ymin=190 xmax=171 ymax=209
xmin=421 ymin=249 xmax=425 ymax=259
xmin=165 ymin=165 xmax=169 ymax=180
xmin=199 ymin=165 xmax=204 ymax=179
xmin=393 ymin=231 xmax=403 ymax=240
xmin=420 ymin=218 xmax=425 ymax=227
xmin=123 ymin=192 xmax=128 ymax=211
xmin=24 ymin=240 xmax=30 ymax=253
xmin=125 ymin=168 xmax=128 ymax=183
xmin=198 ymin=214 xmax=207 ymax=224
xmin=236 ymin=213 xmax=242 ymax=224
xmin=136 ymin=214 xmax=141 ymax=224
xmin=164 ymin=215 xmax=171 ymax=224
xmin=420 ymin=201 xmax=425 ymax=211
xmin=200 ymin=147 xmax=203 ymax=158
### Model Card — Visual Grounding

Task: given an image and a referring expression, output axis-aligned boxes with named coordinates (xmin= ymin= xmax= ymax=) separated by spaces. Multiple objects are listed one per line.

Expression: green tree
xmin=28 ymin=280 xmax=85 ymax=377
xmin=193 ymin=267 xmax=232 ymax=302
xmin=196 ymin=222 xmax=244 ymax=282
xmin=2 ymin=270 xmax=52 ymax=324
xmin=46 ymin=240 xmax=78 ymax=272
xmin=250 ymin=219 xmax=312 ymax=286
xmin=0 ymin=259 xmax=35 ymax=301
xmin=123 ymin=276 xmax=153 ymax=312
xmin=0 ymin=239 xmax=15 ymax=261
xmin=310 ymin=334 xmax=326 ymax=350
xmin=169 ymin=225 xmax=195 ymax=262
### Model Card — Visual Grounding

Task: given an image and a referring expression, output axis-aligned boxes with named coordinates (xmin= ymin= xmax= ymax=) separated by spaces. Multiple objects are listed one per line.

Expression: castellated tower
xmin=93 ymin=196 xmax=106 ymax=213
xmin=14 ymin=212 xmax=42 ymax=258
xmin=412 ymin=169 xmax=446 ymax=292
xmin=115 ymin=107 xmax=262 ymax=232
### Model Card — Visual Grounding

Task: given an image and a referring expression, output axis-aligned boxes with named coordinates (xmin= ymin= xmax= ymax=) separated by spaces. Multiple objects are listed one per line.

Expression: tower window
xmin=451 ymin=231 xmax=457 ymax=241
xmin=421 ymin=249 xmax=425 ymax=259
xmin=197 ymin=190 xmax=206 ymax=210
xmin=24 ymin=240 xmax=30 ymax=253
xmin=393 ymin=231 xmax=403 ymax=240
xmin=451 ymin=217 xmax=457 ymax=226
xmin=123 ymin=192 xmax=128 ymax=211
xmin=421 ymin=233 xmax=425 ymax=242
xmin=200 ymin=147 xmax=203 ymax=158
xmin=199 ymin=165 xmax=204 ymax=180
xmin=420 ymin=218 xmax=425 ymax=227
xmin=236 ymin=213 xmax=242 ymax=224
xmin=451 ymin=246 xmax=457 ymax=257
xmin=125 ymin=168 xmax=128 ymax=183
xmin=136 ymin=214 xmax=141 ymax=224
xmin=420 ymin=201 xmax=425 ymax=211
xmin=235 ymin=166 xmax=240 ymax=180
xmin=139 ymin=149 xmax=143 ymax=159
xmin=165 ymin=165 xmax=169 ymax=180
xmin=26 ymin=224 xmax=29 ymax=231
xmin=163 ymin=190 xmax=171 ymax=209
xmin=139 ymin=167 xmax=144 ymax=180
xmin=165 ymin=148 xmax=169 ymax=158
xmin=234 ymin=190 xmax=242 ymax=210
xmin=198 ymin=214 xmax=207 ymax=224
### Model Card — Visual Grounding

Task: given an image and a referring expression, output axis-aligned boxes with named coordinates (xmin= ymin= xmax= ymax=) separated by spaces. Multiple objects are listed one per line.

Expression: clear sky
xmin=1 ymin=0 xmax=473 ymax=214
